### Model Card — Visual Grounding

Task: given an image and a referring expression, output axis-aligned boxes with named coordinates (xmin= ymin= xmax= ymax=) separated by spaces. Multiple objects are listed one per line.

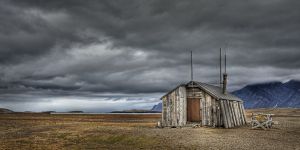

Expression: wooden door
xmin=187 ymin=98 xmax=201 ymax=122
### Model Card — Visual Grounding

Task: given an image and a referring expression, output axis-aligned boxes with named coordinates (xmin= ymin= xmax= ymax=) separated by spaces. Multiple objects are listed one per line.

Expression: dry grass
xmin=245 ymin=108 xmax=300 ymax=117
xmin=0 ymin=109 xmax=299 ymax=150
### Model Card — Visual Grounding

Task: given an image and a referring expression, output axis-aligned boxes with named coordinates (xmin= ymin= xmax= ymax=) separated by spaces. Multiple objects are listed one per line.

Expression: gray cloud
xmin=0 ymin=0 xmax=300 ymax=111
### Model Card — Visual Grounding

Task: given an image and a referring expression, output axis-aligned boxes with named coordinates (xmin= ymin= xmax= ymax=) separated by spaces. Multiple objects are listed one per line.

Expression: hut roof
xmin=161 ymin=81 xmax=242 ymax=102
xmin=190 ymin=81 xmax=242 ymax=101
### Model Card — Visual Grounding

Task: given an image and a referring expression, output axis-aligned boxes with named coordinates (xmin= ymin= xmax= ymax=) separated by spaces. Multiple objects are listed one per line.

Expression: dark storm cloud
xmin=0 ymin=0 xmax=101 ymax=64
xmin=0 ymin=0 xmax=300 ymax=110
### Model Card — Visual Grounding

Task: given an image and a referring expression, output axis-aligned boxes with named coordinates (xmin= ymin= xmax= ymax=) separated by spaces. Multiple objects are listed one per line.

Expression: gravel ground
xmin=0 ymin=112 xmax=299 ymax=150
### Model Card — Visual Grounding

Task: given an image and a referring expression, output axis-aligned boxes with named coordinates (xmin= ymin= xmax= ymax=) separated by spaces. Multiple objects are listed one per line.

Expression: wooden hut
xmin=161 ymin=80 xmax=247 ymax=128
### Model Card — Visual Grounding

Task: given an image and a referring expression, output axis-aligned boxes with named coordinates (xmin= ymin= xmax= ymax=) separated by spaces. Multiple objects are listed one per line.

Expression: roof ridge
xmin=191 ymin=81 xmax=242 ymax=101
xmin=162 ymin=81 xmax=243 ymax=102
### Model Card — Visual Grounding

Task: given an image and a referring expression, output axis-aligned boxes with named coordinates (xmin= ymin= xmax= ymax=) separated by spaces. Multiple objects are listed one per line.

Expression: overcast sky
xmin=0 ymin=0 xmax=299 ymax=112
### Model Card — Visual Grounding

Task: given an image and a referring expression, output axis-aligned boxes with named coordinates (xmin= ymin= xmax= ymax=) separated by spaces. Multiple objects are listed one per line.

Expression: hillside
xmin=151 ymin=103 xmax=162 ymax=112
xmin=233 ymin=80 xmax=300 ymax=108
xmin=0 ymin=108 xmax=14 ymax=113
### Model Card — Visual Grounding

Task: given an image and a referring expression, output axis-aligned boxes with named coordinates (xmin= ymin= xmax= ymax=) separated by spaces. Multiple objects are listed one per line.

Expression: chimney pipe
xmin=223 ymin=49 xmax=227 ymax=94
xmin=223 ymin=73 xmax=227 ymax=94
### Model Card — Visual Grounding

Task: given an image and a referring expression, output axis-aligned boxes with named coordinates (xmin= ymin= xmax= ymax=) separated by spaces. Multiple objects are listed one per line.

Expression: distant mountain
xmin=0 ymin=108 xmax=14 ymax=113
xmin=111 ymin=109 xmax=160 ymax=113
xmin=151 ymin=103 xmax=162 ymax=112
xmin=151 ymin=80 xmax=300 ymax=111
xmin=68 ymin=111 xmax=84 ymax=113
xmin=233 ymin=80 xmax=300 ymax=108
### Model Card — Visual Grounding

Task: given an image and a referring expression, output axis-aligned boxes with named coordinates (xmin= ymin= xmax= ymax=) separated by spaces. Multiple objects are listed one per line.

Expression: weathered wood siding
xmin=186 ymin=88 xmax=221 ymax=127
xmin=162 ymin=86 xmax=186 ymax=126
xmin=201 ymin=92 xmax=222 ymax=127
xmin=185 ymin=88 xmax=246 ymax=128
xmin=219 ymin=99 xmax=246 ymax=128
xmin=162 ymin=86 xmax=246 ymax=128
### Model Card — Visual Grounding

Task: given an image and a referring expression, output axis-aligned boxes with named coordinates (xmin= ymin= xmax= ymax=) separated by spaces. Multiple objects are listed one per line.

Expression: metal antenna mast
xmin=225 ymin=49 xmax=227 ymax=74
xmin=191 ymin=51 xmax=193 ymax=81
xmin=219 ymin=48 xmax=222 ymax=87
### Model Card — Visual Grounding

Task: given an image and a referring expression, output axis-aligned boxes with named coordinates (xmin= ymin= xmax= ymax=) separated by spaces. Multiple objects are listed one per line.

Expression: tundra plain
xmin=0 ymin=109 xmax=299 ymax=150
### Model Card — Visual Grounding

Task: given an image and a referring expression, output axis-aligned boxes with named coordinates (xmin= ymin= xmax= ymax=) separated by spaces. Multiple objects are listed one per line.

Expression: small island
xmin=110 ymin=109 xmax=161 ymax=113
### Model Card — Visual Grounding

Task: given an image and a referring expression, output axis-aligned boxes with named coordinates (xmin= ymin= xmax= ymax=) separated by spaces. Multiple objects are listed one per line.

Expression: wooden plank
xmin=176 ymin=88 xmax=180 ymax=126
xmin=206 ymin=93 xmax=209 ymax=126
xmin=168 ymin=95 xmax=172 ymax=126
xmin=217 ymin=101 xmax=221 ymax=127
xmin=182 ymin=86 xmax=187 ymax=125
xmin=170 ymin=92 xmax=173 ymax=126
xmin=177 ymin=88 xmax=181 ymax=126
xmin=173 ymin=92 xmax=175 ymax=126
xmin=234 ymin=102 xmax=239 ymax=126
xmin=229 ymin=100 xmax=235 ymax=127
xmin=229 ymin=101 xmax=235 ymax=127
xmin=199 ymin=91 xmax=202 ymax=124
xmin=206 ymin=94 xmax=211 ymax=126
xmin=175 ymin=90 xmax=178 ymax=126
xmin=236 ymin=102 xmax=242 ymax=126
xmin=178 ymin=88 xmax=182 ymax=126
xmin=178 ymin=87 xmax=184 ymax=126
xmin=187 ymin=88 xmax=202 ymax=98
xmin=200 ymin=91 xmax=204 ymax=126
xmin=220 ymin=100 xmax=228 ymax=128
xmin=215 ymin=101 xmax=219 ymax=127
xmin=202 ymin=93 xmax=207 ymax=126
xmin=161 ymin=97 xmax=166 ymax=126
xmin=210 ymin=96 xmax=212 ymax=126
xmin=165 ymin=96 xmax=167 ymax=126
xmin=168 ymin=95 xmax=171 ymax=126
xmin=241 ymin=103 xmax=247 ymax=125
xmin=238 ymin=102 xmax=244 ymax=125
xmin=171 ymin=92 xmax=174 ymax=126
xmin=174 ymin=90 xmax=177 ymax=126
xmin=230 ymin=101 xmax=237 ymax=127
xmin=227 ymin=100 xmax=235 ymax=127
xmin=207 ymin=94 xmax=210 ymax=126
xmin=212 ymin=98 xmax=217 ymax=127
xmin=225 ymin=100 xmax=233 ymax=128
xmin=176 ymin=90 xmax=178 ymax=126
xmin=169 ymin=95 xmax=172 ymax=126
xmin=201 ymin=92 xmax=204 ymax=126
xmin=223 ymin=100 xmax=230 ymax=128
xmin=166 ymin=97 xmax=168 ymax=126
xmin=220 ymin=103 xmax=223 ymax=127
xmin=219 ymin=101 xmax=223 ymax=127
xmin=234 ymin=102 xmax=240 ymax=126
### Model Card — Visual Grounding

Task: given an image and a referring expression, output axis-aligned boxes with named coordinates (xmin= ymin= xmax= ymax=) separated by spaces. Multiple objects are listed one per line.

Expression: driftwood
xmin=251 ymin=113 xmax=274 ymax=130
